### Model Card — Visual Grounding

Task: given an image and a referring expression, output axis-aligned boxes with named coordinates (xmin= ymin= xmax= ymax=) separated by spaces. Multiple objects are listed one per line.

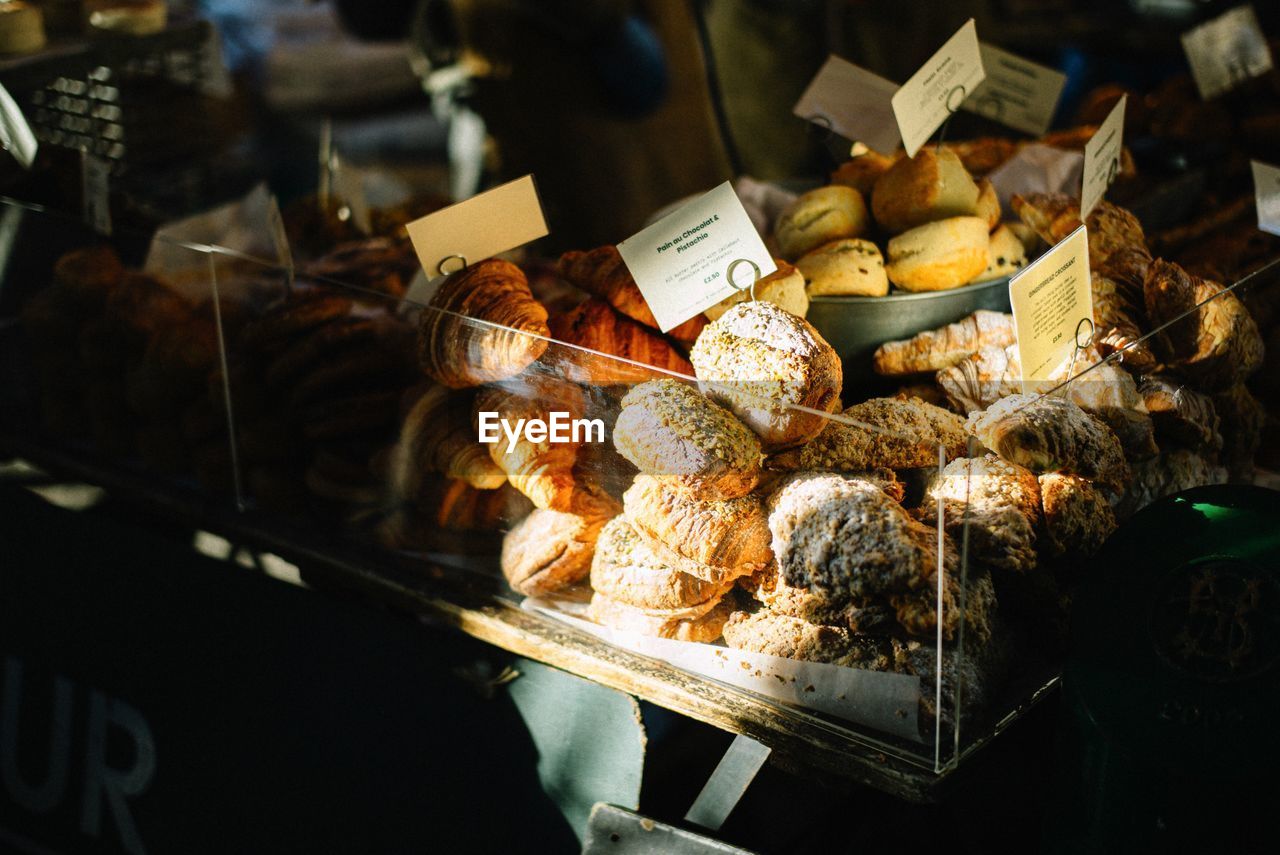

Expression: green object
xmin=507 ymin=659 xmax=646 ymax=843
xmin=1050 ymin=486 xmax=1280 ymax=852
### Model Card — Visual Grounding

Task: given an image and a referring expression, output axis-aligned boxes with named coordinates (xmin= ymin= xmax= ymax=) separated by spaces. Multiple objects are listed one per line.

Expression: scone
xmin=768 ymin=471 xmax=944 ymax=599
xmin=885 ymin=216 xmax=990 ymax=292
xmin=795 ymin=238 xmax=888 ymax=297
xmin=689 ymin=301 xmax=842 ymax=450
xmin=871 ymin=147 xmax=980 ymax=234
xmin=612 ymin=379 xmax=762 ymax=500
xmin=722 ymin=609 xmax=895 ymax=668
xmin=622 ymin=474 xmax=772 ymax=577
xmin=774 ymin=186 xmax=870 ymax=260
xmin=975 ymin=179 xmax=1001 ymax=231
xmin=767 ymin=396 xmax=968 ymax=471
xmin=829 ymin=150 xmax=897 ymax=196
xmin=975 ymin=224 xmax=1028 ymax=281
xmin=704 ymin=259 xmax=809 ymax=321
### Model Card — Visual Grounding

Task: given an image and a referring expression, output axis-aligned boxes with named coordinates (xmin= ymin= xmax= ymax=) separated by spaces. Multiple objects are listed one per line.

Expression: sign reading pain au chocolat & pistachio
xmin=618 ymin=181 xmax=775 ymax=333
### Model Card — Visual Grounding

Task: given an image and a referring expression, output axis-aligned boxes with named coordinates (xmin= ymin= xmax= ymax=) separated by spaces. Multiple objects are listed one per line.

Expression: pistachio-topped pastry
xmin=613 ymin=379 xmax=761 ymax=500
xmin=590 ymin=516 xmax=733 ymax=614
xmin=690 ymin=301 xmax=842 ymax=450
xmin=622 ymin=474 xmax=772 ymax=578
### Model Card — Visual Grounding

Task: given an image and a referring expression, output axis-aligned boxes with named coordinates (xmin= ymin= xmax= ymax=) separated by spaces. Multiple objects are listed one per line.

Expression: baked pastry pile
xmin=865 ymin=193 xmax=1264 ymax=570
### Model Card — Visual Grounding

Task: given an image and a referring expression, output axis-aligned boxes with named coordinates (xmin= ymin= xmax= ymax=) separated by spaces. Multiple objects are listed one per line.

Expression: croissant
xmin=432 ymin=479 xmax=533 ymax=531
xmin=557 ymin=245 xmax=707 ymax=341
xmin=545 ymin=298 xmax=693 ymax=384
xmin=1144 ymin=261 xmax=1265 ymax=389
xmin=501 ymin=486 xmax=620 ymax=597
xmin=1138 ymin=375 xmax=1222 ymax=452
xmin=1091 ymin=272 xmax=1156 ymax=372
xmin=389 ymin=386 xmax=507 ymax=499
xmin=417 ymin=259 xmax=549 ymax=388
xmin=474 ymin=376 xmax=584 ymax=511
xmin=1011 ymin=193 xmax=1147 ymax=270
xmin=965 ymin=393 xmax=1130 ymax=491
xmin=873 ymin=310 xmax=1015 ymax=376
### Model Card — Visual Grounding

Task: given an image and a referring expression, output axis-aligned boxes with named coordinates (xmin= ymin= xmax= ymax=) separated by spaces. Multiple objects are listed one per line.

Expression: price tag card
xmin=81 ymin=150 xmax=112 ymax=236
xmin=1182 ymin=5 xmax=1273 ymax=100
xmin=1253 ymin=160 xmax=1280 ymax=237
xmin=962 ymin=42 xmax=1066 ymax=136
xmin=618 ymin=182 xmax=776 ymax=333
xmin=1009 ymin=225 xmax=1093 ymax=381
xmin=793 ymin=55 xmax=902 ymax=155
xmin=891 ymin=19 xmax=986 ymax=157
xmin=1080 ymin=95 xmax=1126 ymax=217
xmin=405 ymin=174 xmax=548 ymax=277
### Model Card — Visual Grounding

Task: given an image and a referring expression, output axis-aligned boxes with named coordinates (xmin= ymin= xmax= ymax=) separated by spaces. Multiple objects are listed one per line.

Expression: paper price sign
xmin=962 ymin=42 xmax=1066 ymax=137
xmin=618 ymin=182 xmax=776 ymax=333
xmin=1080 ymin=96 xmax=1126 ymax=217
xmin=1182 ymin=5 xmax=1273 ymax=100
xmin=1009 ymin=225 xmax=1093 ymax=382
xmin=891 ymin=19 xmax=986 ymax=158
xmin=1253 ymin=160 xmax=1280 ymax=237
xmin=405 ymin=175 xmax=548 ymax=278
xmin=793 ymin=55 xmax=902 ymax=155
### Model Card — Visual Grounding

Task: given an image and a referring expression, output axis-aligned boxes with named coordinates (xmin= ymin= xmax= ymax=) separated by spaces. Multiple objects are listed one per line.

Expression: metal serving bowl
xmin=807 ymin=275 xmax=1012 ymax=393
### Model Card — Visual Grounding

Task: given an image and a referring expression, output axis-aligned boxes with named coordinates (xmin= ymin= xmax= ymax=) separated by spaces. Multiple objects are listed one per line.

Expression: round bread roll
xmin=795 ymin=238 xmax=888 ymax=297
xmin=0 ymin=2 xmax=46 ymax=54
xmin=774 ymin=186 xmax=869 ymax=260
xmin=871 ymin=148 xmax=980 ymax=234
xmin=613 ymin=379 xmax=761 ymax=500
xmin=501 ymin=487 xmax=620 ymax=597
xmin=975 ymin=179 xmax=1001 ymax=231
xmin=976 ymin=224 xmax=1028 ymax=281
xmin=885 ymin=216 xmax=990 ymax=292
xmin=690 ymin=301 xmax=842 ymax=450
xmin=704 ymin=259 xmax=808 ymax=320
xmin=829 ymin=150 xmax=897 ymax=196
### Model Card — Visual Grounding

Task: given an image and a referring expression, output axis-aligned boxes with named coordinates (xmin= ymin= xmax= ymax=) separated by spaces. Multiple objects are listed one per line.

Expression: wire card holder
xmin=726 ymin=258 xmax=762 ymax=302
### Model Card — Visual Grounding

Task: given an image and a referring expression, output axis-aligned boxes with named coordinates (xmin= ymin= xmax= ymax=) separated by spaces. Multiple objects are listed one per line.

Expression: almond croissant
xmin=1011 ymin=193 xmax=1147 ymax=270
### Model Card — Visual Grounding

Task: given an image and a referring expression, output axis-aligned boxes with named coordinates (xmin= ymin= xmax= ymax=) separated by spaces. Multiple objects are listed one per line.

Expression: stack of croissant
xmin=386 ymin=248 xmax=710 ymax=555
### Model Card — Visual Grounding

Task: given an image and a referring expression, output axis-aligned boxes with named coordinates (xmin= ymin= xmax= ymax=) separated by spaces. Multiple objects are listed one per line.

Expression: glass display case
xmin=2 ymin=4 xmax=1278 ymax=806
